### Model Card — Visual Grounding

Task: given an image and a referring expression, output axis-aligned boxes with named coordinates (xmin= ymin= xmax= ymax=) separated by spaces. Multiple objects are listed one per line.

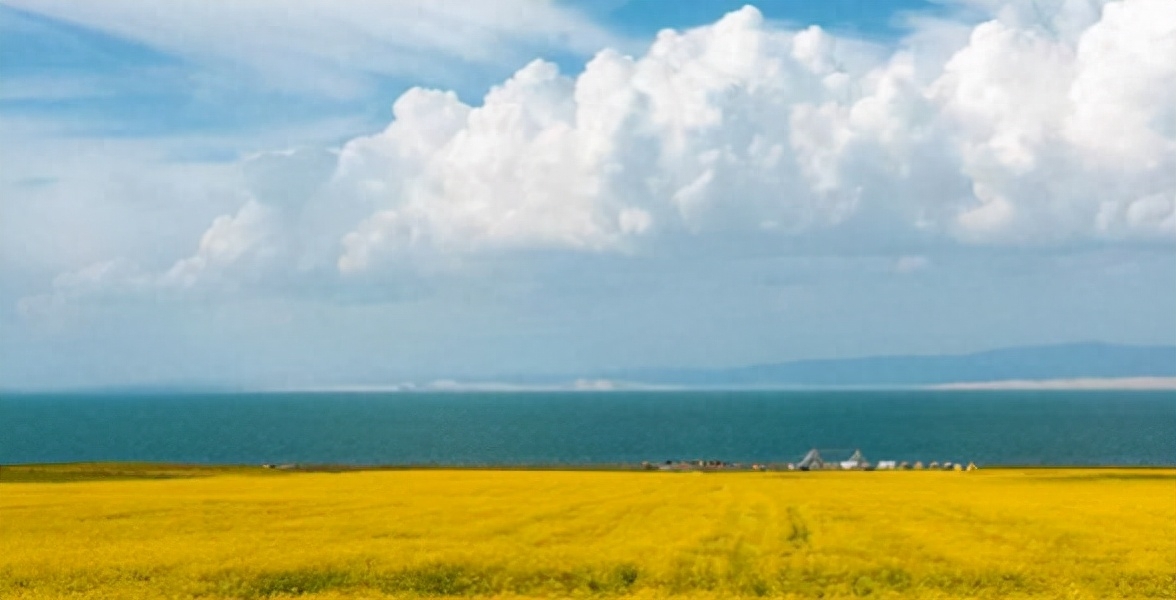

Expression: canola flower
xmin=1 ymin=465 xmax=1173 ymax=599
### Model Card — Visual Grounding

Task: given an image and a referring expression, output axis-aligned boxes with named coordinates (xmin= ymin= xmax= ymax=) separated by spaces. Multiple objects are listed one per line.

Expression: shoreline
xmin=7 ymin=378 xmax=1176 ymax=394
xmin=929 ymin=376 xmax=1176 ymax=390
xmin=3 ymin=461 xmax=1174 ymax=482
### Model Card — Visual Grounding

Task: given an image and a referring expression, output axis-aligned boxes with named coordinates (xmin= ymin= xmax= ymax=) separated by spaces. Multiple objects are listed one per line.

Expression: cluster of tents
xmin=796 ymin=449 xmax=977 ymax=471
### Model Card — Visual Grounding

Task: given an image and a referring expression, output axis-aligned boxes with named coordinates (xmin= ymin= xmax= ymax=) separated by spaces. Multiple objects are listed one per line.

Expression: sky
xmin=1 ymin=0 xmax=1173 ymax=390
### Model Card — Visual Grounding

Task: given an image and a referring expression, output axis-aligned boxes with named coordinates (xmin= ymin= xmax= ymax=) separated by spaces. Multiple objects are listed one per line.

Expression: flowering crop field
xmin=1 ymin=465 xmax=1173 ymax=599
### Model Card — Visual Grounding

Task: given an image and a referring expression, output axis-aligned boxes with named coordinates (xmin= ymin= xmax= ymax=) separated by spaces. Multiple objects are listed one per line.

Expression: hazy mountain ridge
xmin=6 ymin=343 xmax=1173 ymax=393
xmin=604 ymin=343 xmax=1176 ymax=388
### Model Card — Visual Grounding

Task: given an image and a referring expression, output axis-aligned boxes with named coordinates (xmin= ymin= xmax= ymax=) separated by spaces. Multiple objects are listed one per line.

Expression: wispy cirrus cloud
xmin=0 ymin=0 xmax=631 ymax=99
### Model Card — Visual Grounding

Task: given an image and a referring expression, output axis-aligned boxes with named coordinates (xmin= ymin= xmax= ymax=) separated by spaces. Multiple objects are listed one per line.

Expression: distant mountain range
xmin=596 ymin=342 xmax=1176 ymax=388
xmin=10 ymin=342 xmax=1172 ymax=393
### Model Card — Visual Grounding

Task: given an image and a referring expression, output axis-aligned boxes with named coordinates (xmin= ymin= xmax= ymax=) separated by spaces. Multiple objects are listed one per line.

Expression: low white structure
xmin=876 ymin=460 xmax=897 ymax=470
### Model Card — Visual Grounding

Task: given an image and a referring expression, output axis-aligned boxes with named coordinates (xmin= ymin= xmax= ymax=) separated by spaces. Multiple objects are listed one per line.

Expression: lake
xmin=2 ymin=390 xmax=1173 ymax=466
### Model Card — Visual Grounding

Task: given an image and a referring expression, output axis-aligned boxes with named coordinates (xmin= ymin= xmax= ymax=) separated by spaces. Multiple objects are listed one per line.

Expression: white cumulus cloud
xmin=14 ymin=0 xmax=1176 ymax=310
xmin=19 ymin=199 xmax=282 ymax=318
xmin=330 ymin=0 xmax=1176 ymax=273
xmin=161 ymin=199 xmax=280 ymax=288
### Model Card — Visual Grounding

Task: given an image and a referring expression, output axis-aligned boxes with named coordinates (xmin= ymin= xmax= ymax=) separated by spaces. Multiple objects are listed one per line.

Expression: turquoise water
xmin=1 ymin=390 xmax=1173 ymax=466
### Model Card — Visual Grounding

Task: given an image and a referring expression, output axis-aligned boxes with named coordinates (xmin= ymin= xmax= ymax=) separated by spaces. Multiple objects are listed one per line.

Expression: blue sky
xmin=591 ymin=0 xmax=936 ymax=35
xmin=1 ymin=0 xmax=1174 ymax=389
xmin=1 ymin=1 xmax=938 ymax=138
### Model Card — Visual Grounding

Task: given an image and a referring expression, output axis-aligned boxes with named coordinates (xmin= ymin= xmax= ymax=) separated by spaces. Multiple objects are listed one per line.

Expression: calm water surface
xmin=1 ymin=390 xmax=1173 ymax=466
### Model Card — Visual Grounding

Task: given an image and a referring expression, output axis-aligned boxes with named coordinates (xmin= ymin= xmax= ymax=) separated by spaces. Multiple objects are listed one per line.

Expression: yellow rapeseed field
xmin=1 ymin=465 xmax=1173 ymax=599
